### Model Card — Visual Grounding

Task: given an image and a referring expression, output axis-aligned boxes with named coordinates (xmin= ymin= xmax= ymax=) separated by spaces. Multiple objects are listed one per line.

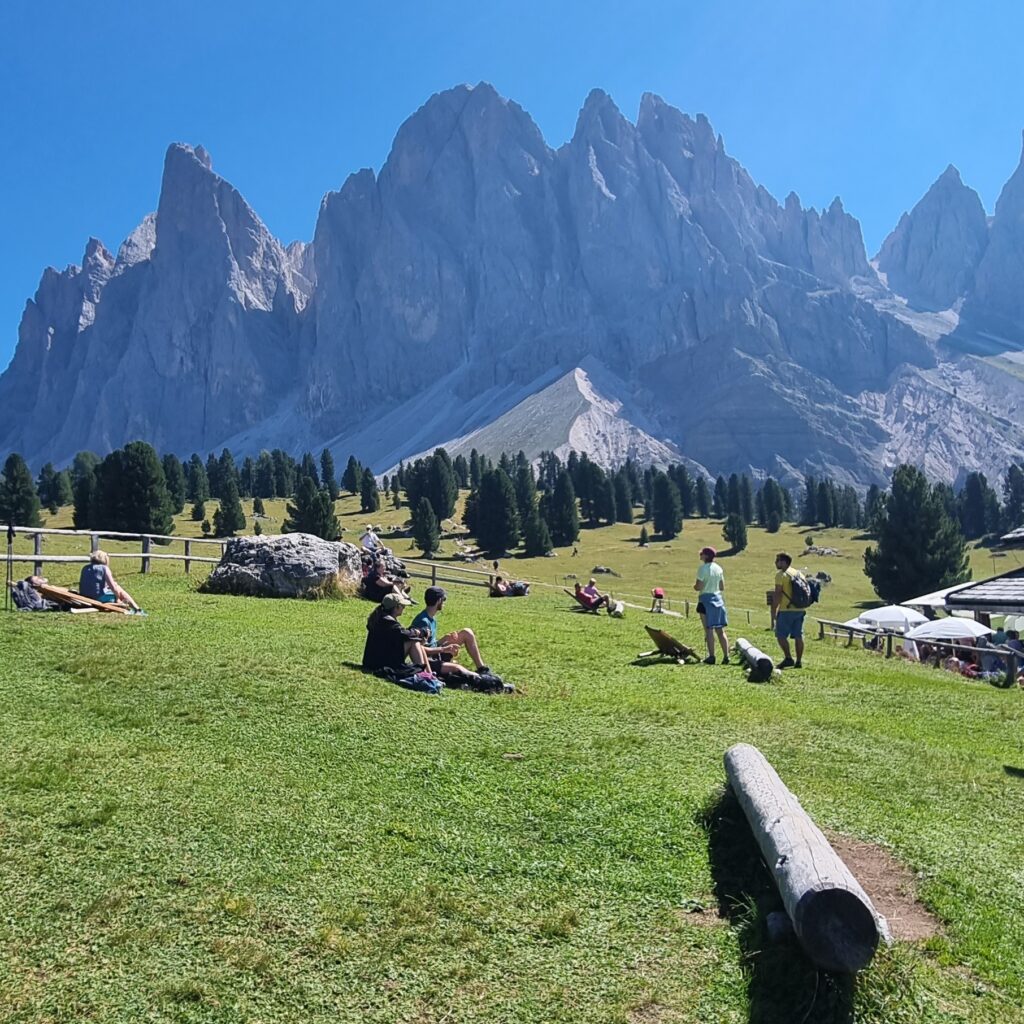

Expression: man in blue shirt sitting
xmin=410 ymin=586 xmax=490 ymax=685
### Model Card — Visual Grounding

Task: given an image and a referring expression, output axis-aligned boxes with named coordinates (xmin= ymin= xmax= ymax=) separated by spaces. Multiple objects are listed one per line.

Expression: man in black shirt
xmin=362 ymin=592 xmax=430 ymax=673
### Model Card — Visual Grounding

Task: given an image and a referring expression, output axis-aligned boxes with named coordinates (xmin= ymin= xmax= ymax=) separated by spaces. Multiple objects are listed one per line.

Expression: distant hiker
xmin=572 ymin=546 xmax=579 ymax=557
xmin=362 ymin=591 xmax=431 ymax=673
xmin=650 ymin=587 xmax=665 ymax=613
xmin=79 ymin=550 xmax=141 ymax=611
xmin=694 ymin=546 xmax=729 ymax=665
xmin=772 ymin=551 xmax=805 ymax=669
xmin=410 ymin=586 xmax=491 ymax=683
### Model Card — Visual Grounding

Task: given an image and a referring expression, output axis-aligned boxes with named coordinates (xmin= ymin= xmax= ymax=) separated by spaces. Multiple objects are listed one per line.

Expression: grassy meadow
xmin=2 ymin=495 xmax=1024 ymax=1022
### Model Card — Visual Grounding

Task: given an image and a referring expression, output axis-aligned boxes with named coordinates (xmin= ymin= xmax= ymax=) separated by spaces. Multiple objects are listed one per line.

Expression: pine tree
xmin=187 ymin=454 xmax=210 ymax=503
xmin=514 ymin=463 xmax=538 ymax=532
xmin=240 ymin=456 xmax=255 ymax=498
xmin=652 ymin=472 xmax=683 ymax=539
xmin=283 ymin=477 xmax=341 ymax=540
xmin=548 ymin=470 xmax=579 ymax=547
xmin=523 ymin=508 xmax=553 ymax=556
xmin=1003 ymin=464 xmax=1024 ymax=531
xmin=55 ymin=468 xmax=73 ymax=508
xmin=36 ymin=463 xmax=61 ymax=514
xmin=864 ymin=483 xmax=883 ymax=534
xmin=476 ymin=468 xmax=519 ymax=553
xmin=73 ymin=468 xmax=98 ymax=528
xmin=254 ymin=520 xmax=263 ymax=536
xmin=320 ymin=449 xmax=339 ymax=501
xmin=191 ymin=499 xmax=206 ymax=522
xmin=0 ymin=453 xmax=41 ymax=526
xmin=212 ymin=478 xmax=246 ymax=537
xmin=343 ymin=455 xmax=363 ymax=494
xmin=95 ymin=442 xmax=173 ymax=535
xmin=412 ymin=497 xmax=441 ymax=555
xmin=801 ymin=476 xmax=818 ymax=525
xmin=864 ymin=464 xmax=970 ymax=603
xmin=453 ymin=454 xmax=470 ymax=489
xmin=740 ymin=475 xmax=755 ymax=524
xmin=712 ymin=476 xmax=727 ymax=518
xmin=695 ymin=476 xmax=711 ymax=518
xmin=613 ymin=470 xmax=633 ymax=523
xmin=427 ymin=450 xmax=459 ymax=520
xmin=360 ymin=468 xmax=380 ymax=513
xmin=639 ymin=524 xmax=649 ymax=547
xmin=253 ymin=496 xmax=265 ymax=516
xmin=162 ymin=454 xmax=187 ymax=514
xmin=727 ymin=473 xmax=742 ymax=517
xmin=958 ymin=471 xmax=993 ymax=539
xmin=300 ymin=451 xmax=320 ymax=488
xmin=254 ymin=451 xmax=276 ymax=497
xmin=722 ymin=512 xmax=748 ymax=552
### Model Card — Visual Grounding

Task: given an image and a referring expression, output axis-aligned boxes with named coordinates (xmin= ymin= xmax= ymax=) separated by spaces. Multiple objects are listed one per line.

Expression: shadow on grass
xmin=1003 ymin=765 xmax=1024 ymax=779
xmin=697 ymin=787 xmax=856 ymax=1023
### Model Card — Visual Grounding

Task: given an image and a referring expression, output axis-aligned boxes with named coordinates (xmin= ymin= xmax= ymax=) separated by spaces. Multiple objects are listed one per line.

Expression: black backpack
xmin=788 ymin=571 xmax=821 ymax=609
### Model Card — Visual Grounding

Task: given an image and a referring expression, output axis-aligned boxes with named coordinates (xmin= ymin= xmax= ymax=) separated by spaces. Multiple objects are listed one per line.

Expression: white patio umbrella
xmin=856 ymin=605 xmax=928 ymax=631
xmin=906 ymin=618 xmax=993 ymax=641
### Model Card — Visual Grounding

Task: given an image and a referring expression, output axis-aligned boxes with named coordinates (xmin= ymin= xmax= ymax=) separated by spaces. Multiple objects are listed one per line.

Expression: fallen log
xmin=724 ymin=743 xmax=888 ymax=973
xmin=735 ymin=637 xmax=774 ymax=683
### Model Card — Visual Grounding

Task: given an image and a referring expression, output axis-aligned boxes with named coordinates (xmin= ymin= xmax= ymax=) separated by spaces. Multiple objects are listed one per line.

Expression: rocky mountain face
xmin=875 ymin=165 xmax=989 ymax=311
xmin=2 ymin=84 xmax=1024 ymax=484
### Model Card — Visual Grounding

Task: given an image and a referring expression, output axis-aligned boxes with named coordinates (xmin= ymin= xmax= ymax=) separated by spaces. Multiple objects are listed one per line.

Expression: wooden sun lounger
xmin=33 ymin=582 xmax=132 ymax=614
xmin=637 ymin=626 xmax=698 ymax=664
xmin=564 ymin=587 xmax=603 ymax=613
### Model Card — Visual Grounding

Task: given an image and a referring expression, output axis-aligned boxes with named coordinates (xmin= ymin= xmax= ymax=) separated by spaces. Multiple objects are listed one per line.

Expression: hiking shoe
xmin=476 ymin=665 xmax=491 ymax=675
xmin=793 ymin=661 xmax=803 ymax=669
xmin=777 ymin=658 xmax=796 ymax=669
xmin=703 ymin=656 xmax=716 ymax=665
xmin=721 ymin=657 xmax=730 ymax=665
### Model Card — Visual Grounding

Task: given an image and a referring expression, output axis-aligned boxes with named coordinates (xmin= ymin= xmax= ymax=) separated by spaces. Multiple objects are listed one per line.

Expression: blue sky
xmin=2 ymin=0 xmax=1022 ymax=370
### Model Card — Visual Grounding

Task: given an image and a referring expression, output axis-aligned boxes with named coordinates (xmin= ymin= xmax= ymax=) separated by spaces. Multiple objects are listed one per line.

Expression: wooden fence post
xmin=141 ymin=536 xmax=151 ymax=574
xmin=90 ymin=533 xmax=99 ymax=553
xmin=684 ymin=599 xmax=690 ymax=618
xmin=431 ymin=565 xmax=437 ymax=586
xmin=33 ymin=533 xmax=43 ymax=576
xmin=885 ymin=633 xmax=893 ymax=659
xmin=184 ymin=539 xmax=192 ymax=574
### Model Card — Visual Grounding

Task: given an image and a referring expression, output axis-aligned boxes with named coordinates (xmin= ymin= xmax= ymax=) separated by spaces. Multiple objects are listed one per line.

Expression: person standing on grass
xmin=693 ymin=546 xmax=730 ymax=665
xmin=772 ymin=551 xmax=805 ymax=669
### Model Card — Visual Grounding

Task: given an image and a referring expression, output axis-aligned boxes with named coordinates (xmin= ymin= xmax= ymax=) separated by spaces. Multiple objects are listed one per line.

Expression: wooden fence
xmin=6 ymin=526 xmax=225 ymax=575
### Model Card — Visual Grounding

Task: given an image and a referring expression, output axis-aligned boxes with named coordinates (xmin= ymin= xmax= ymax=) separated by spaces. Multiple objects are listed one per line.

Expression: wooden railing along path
xmin=7 ymin=526 xmax=225 ymax=575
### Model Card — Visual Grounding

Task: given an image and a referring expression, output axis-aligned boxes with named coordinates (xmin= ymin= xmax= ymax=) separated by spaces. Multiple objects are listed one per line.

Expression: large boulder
xmin=201 ymin=533 xmax=363 ymax=598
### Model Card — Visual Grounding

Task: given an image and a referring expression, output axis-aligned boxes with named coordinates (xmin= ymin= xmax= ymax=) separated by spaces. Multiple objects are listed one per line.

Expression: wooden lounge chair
xmin=33 ymin=581 xmax=132 ymax=614
xmin=564 ymin=587 xmax=602 ymax=613
xmin=636 ymin=625 xmax=699 ymax=664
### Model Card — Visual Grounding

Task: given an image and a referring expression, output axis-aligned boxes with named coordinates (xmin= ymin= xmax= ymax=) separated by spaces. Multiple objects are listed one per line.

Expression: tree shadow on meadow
xmin=696 ymin=787 xmax=857 ymax=1024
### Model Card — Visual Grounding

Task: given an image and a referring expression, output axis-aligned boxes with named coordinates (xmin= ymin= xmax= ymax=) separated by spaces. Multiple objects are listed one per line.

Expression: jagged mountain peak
xmin=876 ymin=159 xmax=989 ymax=311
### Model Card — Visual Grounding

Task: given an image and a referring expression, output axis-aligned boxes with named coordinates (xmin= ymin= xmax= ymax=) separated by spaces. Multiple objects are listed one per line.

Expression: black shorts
xmin=696 ymin=602 xmax=707 ymax=616
xmin=428 ymin=653 xmax=454 ymax=674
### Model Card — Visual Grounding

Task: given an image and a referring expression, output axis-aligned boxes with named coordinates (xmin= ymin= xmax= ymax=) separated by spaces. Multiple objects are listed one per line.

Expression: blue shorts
xmin=776 ymin=610 xmax=805 ymax=640
xmin=698 ymin=592 xmax=728 ymax=629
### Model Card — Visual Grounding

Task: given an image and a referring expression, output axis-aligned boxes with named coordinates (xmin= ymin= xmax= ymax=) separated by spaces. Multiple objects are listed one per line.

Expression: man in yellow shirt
xmin=772 ymin=551 xmax=804 ymax=669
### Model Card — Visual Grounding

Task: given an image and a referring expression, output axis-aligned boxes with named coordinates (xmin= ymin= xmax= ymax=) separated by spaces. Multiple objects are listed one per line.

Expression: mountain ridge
xmin=2 ymin=84 xmax=1024 ymax=484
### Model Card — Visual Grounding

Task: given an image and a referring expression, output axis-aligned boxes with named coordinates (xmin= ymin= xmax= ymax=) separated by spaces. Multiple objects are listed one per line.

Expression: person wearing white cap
xmin=362 ymin=591 xmax=431 ymax=673
xmin=361 ymin=525 xmax=382 ymax=553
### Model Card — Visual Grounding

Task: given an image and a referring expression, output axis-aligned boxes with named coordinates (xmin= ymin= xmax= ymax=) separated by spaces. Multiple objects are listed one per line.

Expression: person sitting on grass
xmin=491 ymin=576 xmax=510 ymax=596
xmin=78 ymin=550 xmax=142 ymax=612
xmin=410 ymin=586 xmax=491 ymax=684
xmin=362 ymin=592 xmax=431 ymax=673
xmin=362 ymin=554 xmax=411 ymax=603
xmin=577 ymin=578 xmax=611 ymax=610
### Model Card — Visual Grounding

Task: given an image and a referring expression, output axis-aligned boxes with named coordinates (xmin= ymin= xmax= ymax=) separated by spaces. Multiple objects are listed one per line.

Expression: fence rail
xmin=7 ymin=526 xmax=225 ymax=575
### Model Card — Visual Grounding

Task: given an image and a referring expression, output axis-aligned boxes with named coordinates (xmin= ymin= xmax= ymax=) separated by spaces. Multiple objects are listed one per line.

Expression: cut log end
xmin=794 ymin=888 xmax=880 ymax=973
